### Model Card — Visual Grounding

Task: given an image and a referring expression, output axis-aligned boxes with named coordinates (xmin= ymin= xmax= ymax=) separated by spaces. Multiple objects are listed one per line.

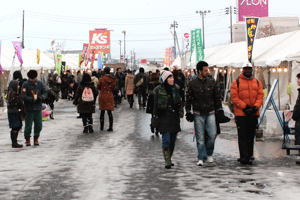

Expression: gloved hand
xmin=179 ymin=110 xmax=184 ymax=118
xmin=250 ymin=106 xmax=258 ymax=115
xmin=151 ymin=116 xmax=159 ymax=129
xmin=186 ymin=112 xmax=194 ymax=122
xmin=243 ymin=105 xmax=252 ymax=116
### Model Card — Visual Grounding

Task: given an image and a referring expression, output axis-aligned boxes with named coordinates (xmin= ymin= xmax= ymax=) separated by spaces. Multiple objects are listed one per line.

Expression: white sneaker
xmin=197 ymin=160 xmax=204 ymax=166
xmin=207 ymin=156 xmax=214 ymax=163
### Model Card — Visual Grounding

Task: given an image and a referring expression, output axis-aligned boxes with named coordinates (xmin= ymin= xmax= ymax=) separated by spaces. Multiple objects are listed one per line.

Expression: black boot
xmin=100 ymin=117 xmax=104 ymax=130
xmin=107 ymin=119 xmax=113 ymax=131
xmin=88 ymin=125 xmax=94 ymax=133
xmin=50 ymin=111 xmax=54 ymax=119
xmin=83 ymin=126 xmax=88 ymax=133
xmin=11 ymin=131 xmax=23 ymax=148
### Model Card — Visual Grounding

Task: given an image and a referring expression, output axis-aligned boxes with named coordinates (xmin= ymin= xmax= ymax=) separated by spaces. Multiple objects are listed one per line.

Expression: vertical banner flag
xmin=85 ymin=48 xmax=92 ymax=67
xmin=246 ymin=17 xmax=259 ymax=63
xmin=79 ymin=53 xmax=81 ymax=67
xmin=90 ymin=49 xmax=96 ymax=69
xmin=98 ymin=54 xmax=103 ymax=70
xmin=8 ymin=51 xmax=17 ymax=86
xmin=190 ymin=30 xmax=196 ymax=61
xmin=37 ymin=49 xmax=40 ymax=64
xmin=183 ymin=33 xmax=190 ymax=53
xmin=165 ymin=48 xmax=170 ymax=67
xmin=89 ymin=30 xmax=111 ymax=54
xmin=0 ymin=40 xmax=3 ymax=75
xmin=195 ymin=29 xmax=204 ymax=62
xmin=55 ymin=54 xmax=63 ymax=76
xmin=80 ymin=43 xmax=89 ymax=66
xmin=169 ymin=47 xmax=173 ymax=65
xmin=12 ymin=41 xmax=23 ymax=67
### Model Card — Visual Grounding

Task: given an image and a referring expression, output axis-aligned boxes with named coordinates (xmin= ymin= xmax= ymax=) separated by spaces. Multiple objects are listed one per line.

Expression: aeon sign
xmin=237 ymin=0 xmax=268 ymax=22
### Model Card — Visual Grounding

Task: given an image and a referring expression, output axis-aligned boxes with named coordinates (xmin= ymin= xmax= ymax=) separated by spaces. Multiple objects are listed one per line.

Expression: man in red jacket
xmin=231 ymin=62 xmax=264 ymax=165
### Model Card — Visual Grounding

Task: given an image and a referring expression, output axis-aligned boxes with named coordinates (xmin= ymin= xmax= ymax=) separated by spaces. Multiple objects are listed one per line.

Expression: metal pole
xmin=174 ymin=21 xmax=176 ymax=58
xmin=230 ymin=6 xmax=233 ymax=43
xmin=119 ymin=40 xmax=121 ymax=63
xmin=278 ymin=66 xmax=280 ymax=110
xmin=202 ymin=13 xmax=205 ymax=49
xmin=22 ymin=10 xmax=24 ymax=49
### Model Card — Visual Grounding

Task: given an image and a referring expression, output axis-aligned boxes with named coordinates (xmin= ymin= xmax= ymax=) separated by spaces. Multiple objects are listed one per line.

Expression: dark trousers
xmin=24 ymin=110 xmax=43 ymax=137
xmin=137 ymin=89 xmax=147 ymax=106
xmin=81 ymin=113 xmax=93 ymax=126
xmin=235 ymin=116 xmax=258 ymax=161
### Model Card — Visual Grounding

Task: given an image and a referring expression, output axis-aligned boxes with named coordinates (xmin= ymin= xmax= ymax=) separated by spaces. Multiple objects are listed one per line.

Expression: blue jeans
xmin=194 ymin=113 xmax=217 ymax=161
xmin=161 ymin=132 xmax=177 ymax=147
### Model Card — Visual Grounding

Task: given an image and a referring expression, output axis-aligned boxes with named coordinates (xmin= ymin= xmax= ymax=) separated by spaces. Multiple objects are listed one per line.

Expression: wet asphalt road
xmin=1 ymin=97 xmax=300 ymax=200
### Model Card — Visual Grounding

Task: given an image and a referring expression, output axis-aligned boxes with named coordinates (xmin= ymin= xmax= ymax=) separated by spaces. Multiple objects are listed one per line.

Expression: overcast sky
xmin=1 ymin=0 xmax=300 ymax=59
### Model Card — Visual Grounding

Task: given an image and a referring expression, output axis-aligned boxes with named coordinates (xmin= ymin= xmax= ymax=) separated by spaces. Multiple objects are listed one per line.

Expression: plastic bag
xmin=222 ymin=103 xmax=235 ymax=119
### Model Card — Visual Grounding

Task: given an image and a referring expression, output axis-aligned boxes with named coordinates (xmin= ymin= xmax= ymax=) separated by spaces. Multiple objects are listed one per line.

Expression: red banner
xmin=80 ymin=43 xmax=89 ymax=66
xmin=141 ymin=59 xmax=147 ymax=64
xmin=89 ymin=30 xmax=111 ymax=54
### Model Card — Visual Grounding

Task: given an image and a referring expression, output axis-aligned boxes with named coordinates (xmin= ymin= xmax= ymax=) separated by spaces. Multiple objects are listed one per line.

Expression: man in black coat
xmin=135 ymin=67 xmax=147 ymax=109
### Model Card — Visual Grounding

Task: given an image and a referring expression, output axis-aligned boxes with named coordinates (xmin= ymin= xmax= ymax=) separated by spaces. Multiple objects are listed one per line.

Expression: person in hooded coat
xmin=73 ymin=73 xmax=98 ymax=133
xmin=97 ymin=67 xmax=116 ymax=131
xmin=125 ymin=70 xmax=135 ymax=108
xmin=7 ymin=80 xmax=25 ymax=148
xmin=152 ymin=71 xmax=184 ymax=169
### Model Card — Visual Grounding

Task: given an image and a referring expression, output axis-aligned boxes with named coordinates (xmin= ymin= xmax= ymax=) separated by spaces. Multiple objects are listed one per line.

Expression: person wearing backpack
xmin=231 ymin=62 xmax=264 ymax=165
xmin=73 ymin=74 xmax=98 ymax=133
xmin=135 ymin=67 xmax=147 ymax=109
xmin=97 ymin=67 xmax=116 ymax=131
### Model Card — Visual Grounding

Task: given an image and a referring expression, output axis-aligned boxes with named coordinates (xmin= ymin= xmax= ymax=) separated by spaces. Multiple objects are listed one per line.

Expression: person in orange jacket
xmin=231 ymin=62 xmax=264 ymax=165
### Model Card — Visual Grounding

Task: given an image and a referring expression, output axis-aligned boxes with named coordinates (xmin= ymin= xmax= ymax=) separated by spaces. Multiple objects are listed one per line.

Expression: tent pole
xmin=277 ymin=66 xmax=280 ymax=110
xmin=267 ymin=66 xmax=271 ymax=93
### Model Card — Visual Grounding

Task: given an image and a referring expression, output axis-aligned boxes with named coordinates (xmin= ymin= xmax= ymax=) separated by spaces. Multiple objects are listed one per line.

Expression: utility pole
xmin=196 ymin=10 xmax=210 ymax=49
xmin=170 ymin=21 xmax=178 ymax=58
xmin=122 ymin=31 xmax=126 ymax=66
xmin=226 ymin=6 xmax=236 ymax=43
xmin=118 ymin=40 xmax=122 ymax=63
xmin=22 ymin=10 xmax=25 ymax=49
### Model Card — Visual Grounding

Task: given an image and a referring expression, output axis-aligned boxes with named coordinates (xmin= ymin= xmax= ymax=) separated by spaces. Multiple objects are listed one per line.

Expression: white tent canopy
xmin=203 ymin=30 xmax=300 ymax=68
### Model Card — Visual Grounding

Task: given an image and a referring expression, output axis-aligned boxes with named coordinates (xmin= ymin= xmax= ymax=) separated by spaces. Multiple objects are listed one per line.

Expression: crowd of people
xmin=7 ymin=60 xmax=300 ymax=168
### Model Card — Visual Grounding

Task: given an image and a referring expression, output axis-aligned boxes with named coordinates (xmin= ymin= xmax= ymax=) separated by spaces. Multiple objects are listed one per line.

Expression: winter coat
xmin=146 ymin=80 xmax=161 ymax=114
xmin=50 ymin=74 xmax=61 ymax=93
xmin=21 ymin=80 xmax=48 ymax=111
xmin=125 ymin=74 xmax=135 ymax=91
xmin=7 ymin=80 xmax=23 ymax=114
xmin=185 ymin=76 xmax=222 ymax=115
xmin=231 ymin=74 xmax=264 ymax=117
xmin=292 ymin=88 xmax=300 ymax=145
xmin=115 ymin=73 xmax=125 ymax=88
xmin=153 ymin=84 xmax=183 ymax=133
xmin=97 ymin=74 xmax=116 ymax=111
xmin=135 ymin=72 xmax=147 ymax=91
xmin=73 ymin=82 xmax=98 ymax=114
xmin=91 ymin=76 xmax=99 ymax=88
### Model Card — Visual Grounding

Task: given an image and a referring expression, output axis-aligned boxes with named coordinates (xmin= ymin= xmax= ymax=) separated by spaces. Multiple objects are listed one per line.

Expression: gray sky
xmin=0 ymin=0 xmax=299 ymax=59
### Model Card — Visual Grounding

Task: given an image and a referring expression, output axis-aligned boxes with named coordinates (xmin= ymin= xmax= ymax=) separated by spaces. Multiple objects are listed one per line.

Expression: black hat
xmin=13 ymin=71 xmax=23 ymax=80
xmin=27 ymin=70 xmax=38 ymax=79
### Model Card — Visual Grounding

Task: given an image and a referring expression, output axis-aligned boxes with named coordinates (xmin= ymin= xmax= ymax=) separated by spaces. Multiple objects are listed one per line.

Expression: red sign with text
xmin=89 ymin=30 xmax=111 ymax=54
xmin=141 ymin=59 xmax=147 ymax=64
xmin=238 ymin=0 xmax=268 ymax=22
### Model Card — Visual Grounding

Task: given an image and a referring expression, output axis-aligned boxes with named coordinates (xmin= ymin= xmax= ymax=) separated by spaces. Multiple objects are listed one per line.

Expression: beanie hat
xmin=161 ymin=71 xmax=173 ymax=83
xmin=42 ymin=103 xmax=47 ymax=110
xmin=27 ymin=70 xmax=38 ymax=79
xmin=13 ymin=71 xmax=23 ymax=80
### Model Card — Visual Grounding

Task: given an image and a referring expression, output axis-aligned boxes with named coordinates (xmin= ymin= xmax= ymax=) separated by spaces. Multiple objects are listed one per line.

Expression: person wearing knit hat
xmin=21 ymin=69 xmax=48 ymax=146
xmin=152 ymin=70 xmax=184 ymax=169
xmin=161 ymin=71 xmax=173 ymax=83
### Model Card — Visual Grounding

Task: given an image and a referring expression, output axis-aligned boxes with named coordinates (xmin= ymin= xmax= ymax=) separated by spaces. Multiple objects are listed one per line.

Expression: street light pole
xmin=196 ymin=10 xmax=210 ymax=49
xmin=170 ymin=21 xmax=178 ymax=58
xmin=122 ymin=31 xmax=126 ymax=66
xmin=118 ymin=40 xmax=122 ymax=63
